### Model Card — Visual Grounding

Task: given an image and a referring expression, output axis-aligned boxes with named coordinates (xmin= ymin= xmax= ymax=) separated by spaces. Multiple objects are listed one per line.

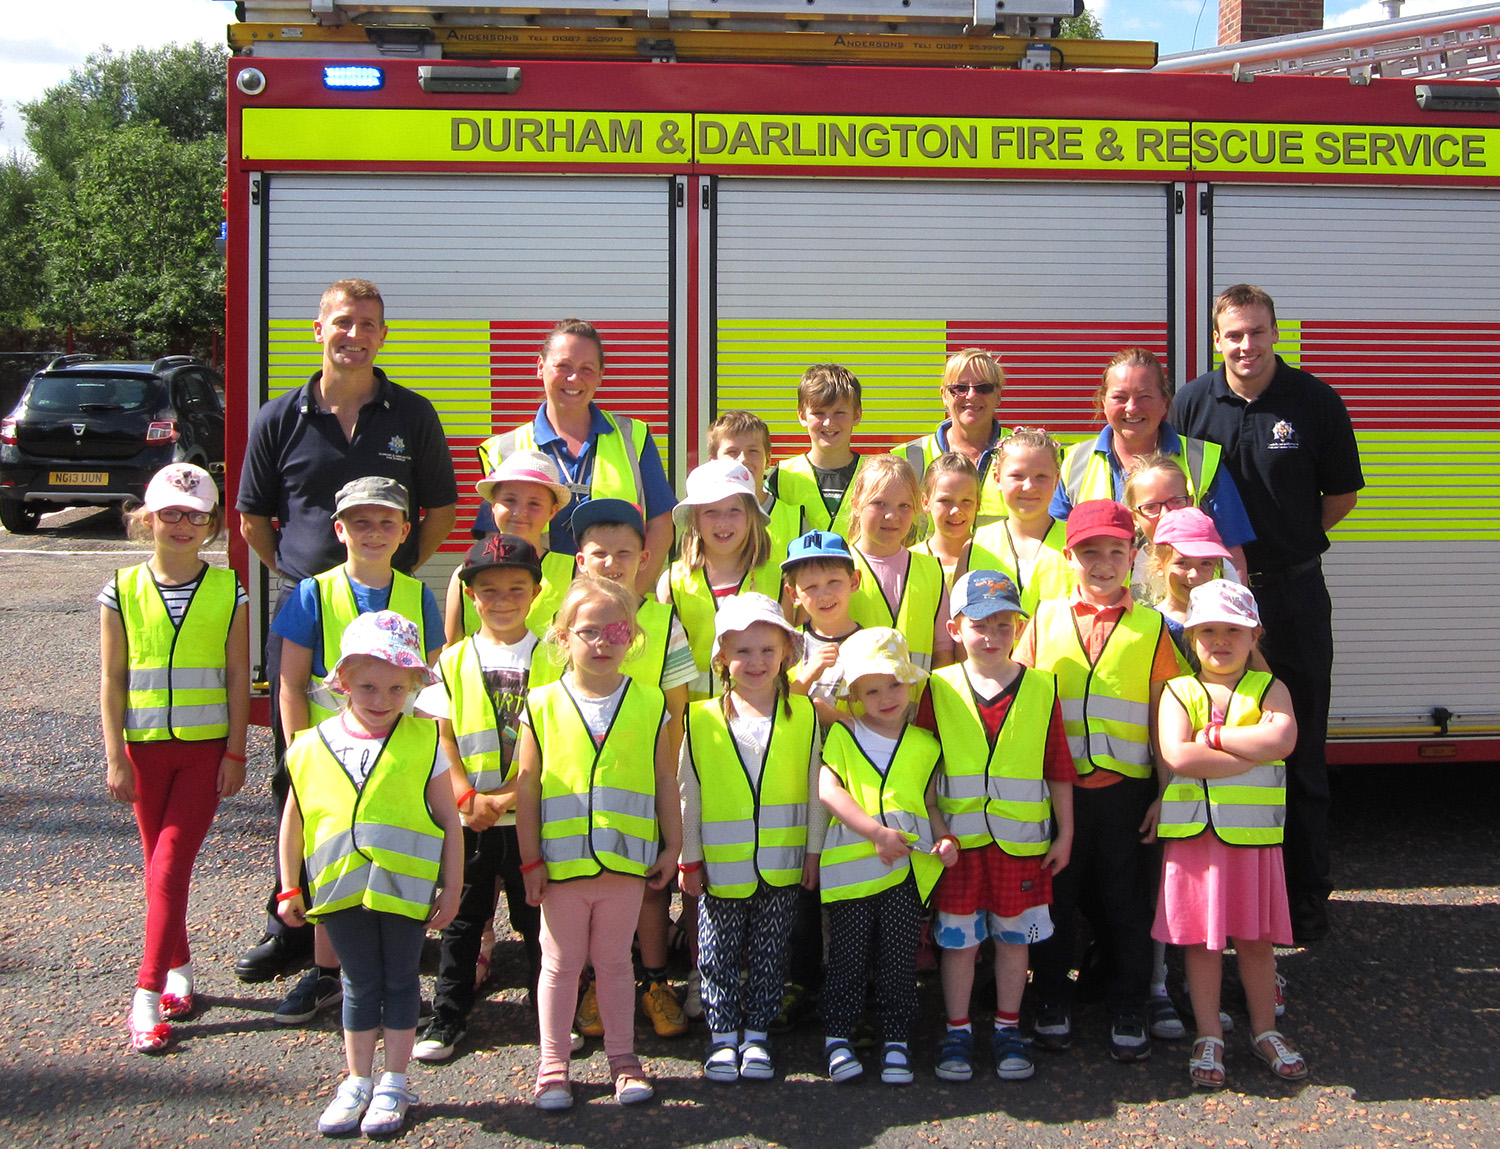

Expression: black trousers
xmin=261 ymin=581 xmax=310 ymax=942
xmin=1030 ymin=775 xmax=1156 ymax=1017
xmin=822 ymin=873 xmax=924 ymax=1044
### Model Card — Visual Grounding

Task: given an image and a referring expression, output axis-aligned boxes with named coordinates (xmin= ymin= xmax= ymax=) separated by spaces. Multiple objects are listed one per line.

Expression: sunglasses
xmin=156 ymin=508 xmax=213 ymax=525
xmin=945 ymin=382 xmax=998 ymax=397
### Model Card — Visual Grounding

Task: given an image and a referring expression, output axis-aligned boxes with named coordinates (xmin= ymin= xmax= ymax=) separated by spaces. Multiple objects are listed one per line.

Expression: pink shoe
xmin=129 ymin=1019 xmax=172 ymax=1054
xmin=159 ymin=993 xmax=196 ymax=1021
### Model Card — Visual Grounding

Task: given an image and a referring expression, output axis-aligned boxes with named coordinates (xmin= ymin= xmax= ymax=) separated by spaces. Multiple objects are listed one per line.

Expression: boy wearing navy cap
xmin=782 ymin=530 xmax=864 ymax=731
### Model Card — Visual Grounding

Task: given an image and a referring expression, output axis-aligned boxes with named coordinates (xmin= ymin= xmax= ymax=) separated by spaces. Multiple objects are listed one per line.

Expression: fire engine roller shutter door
xmin=261 ymin=173 xmax=674 ymax=594
xmin=713 ymin=179 xmax=1172 ymax=459
xmin=1213 ymin=185 xmax=1500 ymax=733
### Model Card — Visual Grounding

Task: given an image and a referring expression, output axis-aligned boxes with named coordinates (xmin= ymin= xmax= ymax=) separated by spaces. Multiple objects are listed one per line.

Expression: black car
xmin=0 ymin=355 xmax=226 ymax=534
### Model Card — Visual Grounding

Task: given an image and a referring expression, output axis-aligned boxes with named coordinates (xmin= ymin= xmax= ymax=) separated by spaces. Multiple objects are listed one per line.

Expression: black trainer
xmin=412 ymin=1016 xmax=466 ymax=1062
xmin=1033 ymin=1005 xmax=1072 ymax=1052
xmin=274 ymin=968 xmax=343 ymax=1025
xmin=1109 ymin=1012 xmax=1153 ymax=1062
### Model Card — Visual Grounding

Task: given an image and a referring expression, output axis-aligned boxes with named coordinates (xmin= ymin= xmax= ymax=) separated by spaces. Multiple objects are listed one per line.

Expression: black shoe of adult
xmin=236 ymin=932 xmax=309 ymax=983
xmin=1290 ymin=897 xmax=1330 ymax=946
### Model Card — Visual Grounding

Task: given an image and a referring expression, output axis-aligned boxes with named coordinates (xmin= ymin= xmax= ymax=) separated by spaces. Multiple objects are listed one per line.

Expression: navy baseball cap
xmin=781 ymin=529 xmax=855 ymax=572
xmin=460 ymin=533 xmax=542 ymax=584
xmin=569 ymin=497 xmax=646 ymax=543
xmin=950 ymin=569 xmax=1027 ymax=620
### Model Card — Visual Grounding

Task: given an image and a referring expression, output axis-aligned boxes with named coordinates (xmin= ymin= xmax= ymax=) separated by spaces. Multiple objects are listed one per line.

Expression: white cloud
xmin=1327 ymin=0 xmax=1493 ymax=27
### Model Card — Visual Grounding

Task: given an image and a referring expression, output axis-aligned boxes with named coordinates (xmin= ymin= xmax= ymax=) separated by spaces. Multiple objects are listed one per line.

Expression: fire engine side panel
xmin=1210 ymin=184 xmax=1500 ymax=736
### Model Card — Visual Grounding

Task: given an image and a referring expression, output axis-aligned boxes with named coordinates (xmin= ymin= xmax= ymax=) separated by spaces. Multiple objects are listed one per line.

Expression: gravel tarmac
xmin=1 ymin=508 xmax=1496 ymax=1149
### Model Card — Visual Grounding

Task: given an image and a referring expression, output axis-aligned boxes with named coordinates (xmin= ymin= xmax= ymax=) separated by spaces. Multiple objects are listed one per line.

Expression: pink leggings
xmin=536 ymin=871 xmax=646 ymax=1082
xmin=128 ymin=738 xmax=223 ymax=991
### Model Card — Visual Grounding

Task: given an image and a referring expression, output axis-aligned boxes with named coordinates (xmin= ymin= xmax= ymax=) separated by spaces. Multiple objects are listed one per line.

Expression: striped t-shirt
xmin=99 ymin=565 xmax=248 ymax=626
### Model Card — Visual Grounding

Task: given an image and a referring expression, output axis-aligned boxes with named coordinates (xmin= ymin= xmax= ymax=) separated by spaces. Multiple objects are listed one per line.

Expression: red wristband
xmin=1208 ymin=724 xmax=1224 ymax=751
xmin=519 ymin=858 xmax=546 ymax=874
xmin=456 ymin=787 xmax=478 ymax=812
xmin=275 ymin=887 xmax=302 ymax=903
xmin=678 ymin=860 xmax=703 ymax=873
xmin=222 ymin=752 xmax=247 ymax=763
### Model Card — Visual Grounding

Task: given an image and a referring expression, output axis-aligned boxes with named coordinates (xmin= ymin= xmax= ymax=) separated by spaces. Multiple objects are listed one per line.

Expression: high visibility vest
xmin=286 ymin=715 xmax=444 ymax=923
xmin=1059 ymin=432 xmax=1222 ymax=508
xmin=763 ymin=492 xmax=803 ymax=571
xmin=969 ymin=518 xmax=1075 ymax=617
xmin=909 ymin=538 xmax=969 ymax=594
xmin=898 ymin=427 xmax=1010 ymax=527
xmin=529 ymin=677 xmax=666 ymax=881
xmin=931 ymin=665 xmax=1057 ymax=855
xmin=1029 ymin=599 xmax=1168 ymax=779
xmin=687 ymin=695 xmax=815 ymax=898
xmin=1158 ymin=672 xmax=1286 ymax=847
xmin=477 ymin=411 xmax=647 ymax=508
xmin=460 ymin=549 xmax=574 ymax=639
xmin=847 ymin=547 xmax=944 ymax=671
xmin=311 ymin=567 xmax=428 ymax=724
xmin=437 ymin=635 xmax=561 ymax=792
xmin=626 ymin=598 xmax=676 ymax=690
xmin=668 ymin=560 xmax=783 ymax=698
xmin=770 ymin=454 xmax=865 ymax=537
xmin=819 ymin=721 xmax=943 ymax=904
xmin=116 ymin=563 xmax=236 ymax=742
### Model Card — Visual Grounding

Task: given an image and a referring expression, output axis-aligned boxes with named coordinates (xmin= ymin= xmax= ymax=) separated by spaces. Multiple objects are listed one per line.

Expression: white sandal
xmin=1189 ymin=1036 xmax=1225 ymax=1089
xmin=1251 ymin=1029 xmax=1308 ymax=1081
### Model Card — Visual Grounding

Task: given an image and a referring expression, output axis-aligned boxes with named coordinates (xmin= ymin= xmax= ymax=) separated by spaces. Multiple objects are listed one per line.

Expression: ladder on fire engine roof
xmin=1154 ymin=2 xmax=1500 ymax=81
xmin=231 ymin=0 xmax=1158 ymax=68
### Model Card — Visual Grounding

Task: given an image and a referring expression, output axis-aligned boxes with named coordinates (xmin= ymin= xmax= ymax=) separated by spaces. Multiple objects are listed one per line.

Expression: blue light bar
xmin=323 ymin=66 xmax=384 ymax=91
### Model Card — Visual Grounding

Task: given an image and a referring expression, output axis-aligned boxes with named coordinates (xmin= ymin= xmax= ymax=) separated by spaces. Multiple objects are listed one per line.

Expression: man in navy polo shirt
xmin=1171 ymin=283 xmax=1364 ymax=945
xmin=234 ymin=278 xmax=457 ymax=984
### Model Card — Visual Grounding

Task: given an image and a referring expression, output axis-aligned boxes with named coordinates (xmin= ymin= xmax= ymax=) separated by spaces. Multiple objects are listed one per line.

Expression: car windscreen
xmin=24 ymin=375 xmax=158 ymax=413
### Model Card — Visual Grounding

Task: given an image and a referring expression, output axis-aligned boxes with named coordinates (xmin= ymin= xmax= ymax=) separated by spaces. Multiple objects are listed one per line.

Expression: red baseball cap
xmin=1065 ymin=500 xmax=1136 ymax=548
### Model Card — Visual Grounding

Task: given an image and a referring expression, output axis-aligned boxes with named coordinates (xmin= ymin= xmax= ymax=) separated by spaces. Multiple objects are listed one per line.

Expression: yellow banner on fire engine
xmin=241 ymin=107 xmax=1500 ymax=177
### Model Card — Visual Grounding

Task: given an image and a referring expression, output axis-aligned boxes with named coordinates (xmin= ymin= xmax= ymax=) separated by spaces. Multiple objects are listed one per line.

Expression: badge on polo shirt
xmin=381 ymin=434 xmax=410 ymax=463
xmin=1268 ymin=420 xmax=1299 ymax=451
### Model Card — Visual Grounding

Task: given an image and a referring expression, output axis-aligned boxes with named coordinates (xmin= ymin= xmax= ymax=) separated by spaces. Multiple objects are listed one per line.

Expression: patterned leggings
xmin=822 ymin=873 xmax=924 ymax=1044
xmin=698 ymin=883 xmax=801 ymax=1035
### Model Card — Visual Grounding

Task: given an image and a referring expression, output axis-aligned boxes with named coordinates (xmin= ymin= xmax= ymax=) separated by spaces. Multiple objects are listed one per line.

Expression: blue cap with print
xmin=950 ymin=569 xmax=1027 ymax=621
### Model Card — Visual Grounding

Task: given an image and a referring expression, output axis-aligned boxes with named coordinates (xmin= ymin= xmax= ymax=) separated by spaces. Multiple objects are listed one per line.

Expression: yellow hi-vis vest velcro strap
xmin=117 ymin=563 xmax=235 ymax=742
xmin=819 ymin=721 xmax=942 ymax=904
xmin=931 ymin=665 xmax=1056 ymax=854
xmin=1030 ymin=599 xmax=1162 ymax=780
xmin=669 ymin=561 xmax=783 ymax=698
xmin=478 ymin=411 xmax=647 ymax=508
xmin=529 ymin=677 xmax=666 ymax=881
xmin=438 ymin=635 xmax=561 ymax=792
xmin=847 ymin=547 xmax=944 ymax=671
xmin=312 ymin=568 xmax=427 ymax=724
xmin=898 ymin=429 xmax=1010 ymax=528
xmin=1158 ymin=671 xmax=1286 ymax=847
xmin=771 ymin=454 xmax=864 ymax=538
xmin=969 ymin=518 xmax=1075 ymax=617
xmin=461 ymin=549 xmax=573 ymax=639
xmin=287 ymin=715 xmax=444 ymax=923
xmin=688 ymin=695 xmax=814 ymax=898
xmin=1060 ymin=434 xmax=1222 ymax=507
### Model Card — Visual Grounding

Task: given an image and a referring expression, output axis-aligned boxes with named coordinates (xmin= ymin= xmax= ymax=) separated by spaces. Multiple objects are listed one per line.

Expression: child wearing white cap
xmin=1154 ymin=580 xmax=1305 ymax=1091
xmin=678 ymin=594 xmax=828 ymax=1083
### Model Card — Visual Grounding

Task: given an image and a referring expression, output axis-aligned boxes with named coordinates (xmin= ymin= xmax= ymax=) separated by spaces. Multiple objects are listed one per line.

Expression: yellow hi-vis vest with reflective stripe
xmin=1059 ymin=433 xmax=1222 ymax=508
xmin=668 ymin=560 xmax=783 ymax=698
xmin=117 ymin=563 xmax=235 ymax=742
xmin=478 ymin=411 xmax=647 ymax=508
xmin=438 ymin=635 xmax=561 ymax=792
xmin=1029 ymin=599 xmax=1166 ymax=780
xmin=763 ymin=491 xmax=802 ymax=571
xmin=1158 ymin=672 xmax=1286 ymax=847
xmin=286 ymin=715 xmax=444 ymax=923
xmin=847 ymin=547 xmax=944 ymax=672
xmin=819 ymin=721 xmax=943 ymax=904
xmin=931 ymin=665 xmax=1057 ymax=855
xmin=898 ymin=428 xmax=1010 ymax=528
xmin=529 ymin=677 xmax=666 ymax=881
xmin=969 ymin=518 xmax=1075 ymax=617
xmin=770 ymin=453 xmax=864 ymax=537
xmin=312 ymin=567 xmax=427 ymax=724
xmin=460 ymin=550 xmax=575 ymax=640
xmin=687 ymin=695 xmax=815 ymax=898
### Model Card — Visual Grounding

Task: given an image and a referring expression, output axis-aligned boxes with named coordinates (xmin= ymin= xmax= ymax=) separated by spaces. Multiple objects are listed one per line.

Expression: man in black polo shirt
xmin=1171 ymin=284 xmax=1363 ymax=945
xmin=235 ymin=278 xmax=458 ymax=983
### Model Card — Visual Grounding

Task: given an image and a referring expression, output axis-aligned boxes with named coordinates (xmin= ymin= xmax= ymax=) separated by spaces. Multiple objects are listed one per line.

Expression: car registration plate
xmin=49 ymin=471 xmax=109 ymax=486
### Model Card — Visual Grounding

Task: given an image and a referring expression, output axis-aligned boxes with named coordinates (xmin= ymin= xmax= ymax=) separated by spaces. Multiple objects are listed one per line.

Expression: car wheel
xmin=0 ymin=499 xmax=41 ymax=534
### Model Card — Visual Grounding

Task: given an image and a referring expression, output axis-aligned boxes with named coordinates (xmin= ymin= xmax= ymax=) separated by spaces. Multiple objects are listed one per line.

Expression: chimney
xmin=1219 ymin=0 xmax=1325 ymax=46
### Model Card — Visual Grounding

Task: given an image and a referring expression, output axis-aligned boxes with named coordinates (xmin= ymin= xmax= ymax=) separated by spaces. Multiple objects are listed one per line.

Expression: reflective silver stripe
xmin=757 ymin=844 xmax=805 ymax=872
xmin=124 ymin=701 xmax=230 ymax=731
xmin=542 ymin=835 xmax=591 ymax=863
xmin=127 ymin=666 xmax=227 ymax=691
xmin=884 ymin=809 xmax=933 ymax=850
xmin=690 ymin=668 xmax=713 ymax=695
xmin=357 ymin=822 xmax=443 ymax=866
xmin=1207 ymin=804 xmax=1282 ymax=830
xmin=702 ymin=818 xmax=757 ymax=847
xmin=1060 ymin=698 xmax=1086 ymax=724
xmin=366 ymin=864 xmax=438 ymax=907
xmin=983 ymin=814 xmax=1051 ymax=845
xmin=1085 ymin=695 xmax=1151 ymax=726
xmin=940 ymin=774 xmax=1048 ymax=804
xmin=595 ymin=785 xmax=656 ymax=823
xmin=941 ymin=774 xmax=988 ymax=801
xmin=592 ymin=826 xmax=658 ymax=866
xmin=1070 ymin=730 xmax=1151 ymax=766
xmin=308 ymin=828 xmax=358 ymax=879
xmin=311 ymin=861 xmax=373 ymax=909
xmin=540 ymin=793 xmax=589 ymax=823
xmin=1160 ymin=797 xmax=1208 ymax=828
xmin=455 ymin=729 xmax=502 ymax=758
xmin=468 ymin=767 xmax=509 ymax=791
xmin=759 ymin=802 xmax=808 ymax=830
xmin=128 ymin=668 xmax=172 ymax=691
xmin=307 ymin=680 xmax=340 ymax=712
xmin=821 ymin=850 xmax=903 ymax=891
xmin=910 ymin=650 xmax=932 ymax=672
xmin=706 ymin=858 xmax=758 ymax=889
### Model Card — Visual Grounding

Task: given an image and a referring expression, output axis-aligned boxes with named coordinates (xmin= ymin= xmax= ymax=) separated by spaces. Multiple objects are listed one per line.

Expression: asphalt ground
xmin=1 ymin=507 xmax=1497 ymax=1149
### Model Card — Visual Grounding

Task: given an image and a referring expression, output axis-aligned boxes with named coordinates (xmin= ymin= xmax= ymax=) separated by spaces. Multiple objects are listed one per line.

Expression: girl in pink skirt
xmin=1154 ymin=580 xmax=1307 ymax=1090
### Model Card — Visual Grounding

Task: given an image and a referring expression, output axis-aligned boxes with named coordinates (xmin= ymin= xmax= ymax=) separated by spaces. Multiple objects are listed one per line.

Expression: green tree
xmin=36 ymin=123 xmax=223 ymax=352
xmin=1060 ymin=7 xmax=1103 ymax=38
xmin=0 ymin=153 xmax=48 ymax=327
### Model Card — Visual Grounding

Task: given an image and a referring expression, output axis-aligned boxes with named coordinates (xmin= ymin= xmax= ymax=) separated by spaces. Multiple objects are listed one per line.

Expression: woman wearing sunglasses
xmin=898 ymin=348 xmax=1009 ymax=532
xmin=1052 ymin=348 xmax=1254 ymax=575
